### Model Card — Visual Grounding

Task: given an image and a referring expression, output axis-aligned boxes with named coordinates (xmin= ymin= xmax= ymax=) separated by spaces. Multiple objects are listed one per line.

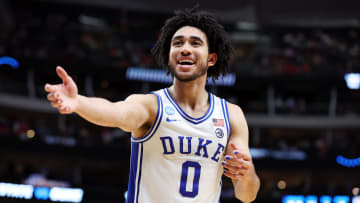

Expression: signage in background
xmin=283 ymin=195 xmax=360 ymax=203
xmin=0 ymin=182 xmax=84 ymax=202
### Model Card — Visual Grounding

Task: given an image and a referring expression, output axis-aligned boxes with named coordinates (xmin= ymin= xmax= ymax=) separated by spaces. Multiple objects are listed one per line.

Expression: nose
xmin=180 ymin=43 xmax=191 ymax=56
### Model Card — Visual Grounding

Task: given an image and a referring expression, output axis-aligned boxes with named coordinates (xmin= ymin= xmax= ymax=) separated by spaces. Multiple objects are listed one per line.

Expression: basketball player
xmin=45 ymin=7 xmax=260 ymax=203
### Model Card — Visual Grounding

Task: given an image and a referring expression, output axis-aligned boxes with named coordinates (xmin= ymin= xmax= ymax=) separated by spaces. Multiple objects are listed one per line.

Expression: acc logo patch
xmin=165 ymin=106 xmax=175 ymax=115
xmin=215 ymin=128 xmax=224 ymax=139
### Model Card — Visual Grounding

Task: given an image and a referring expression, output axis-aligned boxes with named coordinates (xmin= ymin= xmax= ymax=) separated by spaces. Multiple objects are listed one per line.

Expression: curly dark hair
xmin=151 ymin=6 xmax=235 ymax=80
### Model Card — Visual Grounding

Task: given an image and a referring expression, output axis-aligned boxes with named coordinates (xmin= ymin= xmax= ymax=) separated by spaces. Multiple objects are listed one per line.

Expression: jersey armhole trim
xmin=221 ymin=99 xmax=231 ymax=140
xmin=131 ymin=93 xmax=163 ymax=143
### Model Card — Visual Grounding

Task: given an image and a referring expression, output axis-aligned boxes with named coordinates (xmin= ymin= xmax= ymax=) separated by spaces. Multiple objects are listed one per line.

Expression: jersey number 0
xmin=179 ymin=161 xmax=201 ymax=198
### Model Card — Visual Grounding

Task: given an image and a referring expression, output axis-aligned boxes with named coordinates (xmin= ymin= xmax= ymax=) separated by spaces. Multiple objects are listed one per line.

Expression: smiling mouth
xmin=179 ymin=62 xmax=193 ymax=66
xmin=178 ymin=60 xmax=195 ymax=65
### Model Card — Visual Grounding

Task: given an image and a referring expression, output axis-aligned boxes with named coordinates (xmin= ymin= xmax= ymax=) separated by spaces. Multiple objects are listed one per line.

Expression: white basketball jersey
xmin=127 ymin=88 xmax=231 ymax=203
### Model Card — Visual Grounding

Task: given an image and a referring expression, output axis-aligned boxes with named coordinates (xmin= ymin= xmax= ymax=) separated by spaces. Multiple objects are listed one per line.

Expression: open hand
xmin=44 ymin=66 xmax=78 ymax=114
xmin=222 ymin=143 xmax=252 ymax=180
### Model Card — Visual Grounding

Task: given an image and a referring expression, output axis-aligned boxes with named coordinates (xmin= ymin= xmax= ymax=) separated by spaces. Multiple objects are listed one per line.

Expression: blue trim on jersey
xmin=136 ymin=143 xmax=143 ymax=203
xmin=127 ymin=142 xmax=141 ymax=203
xmin=224 ymin=101 xmax=231 ymax=136
xmin=131 ymin=93 xmax=163 ymax=143
xmin=221 ymin=99 xmax=231 ymax=140
xmin=164 ymin=88 xmax=214 ymax=124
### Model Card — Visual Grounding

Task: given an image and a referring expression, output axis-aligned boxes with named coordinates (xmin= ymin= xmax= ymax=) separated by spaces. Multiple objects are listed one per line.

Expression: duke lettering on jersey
xmin=160 ymin=136 xmax=225 ymax=163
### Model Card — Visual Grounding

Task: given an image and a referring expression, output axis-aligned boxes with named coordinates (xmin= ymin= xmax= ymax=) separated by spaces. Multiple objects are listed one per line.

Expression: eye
xmin=191 ymin=40 xmax=201 ymax=46
xmin=172 ymin=40 xmax=183 ymax=47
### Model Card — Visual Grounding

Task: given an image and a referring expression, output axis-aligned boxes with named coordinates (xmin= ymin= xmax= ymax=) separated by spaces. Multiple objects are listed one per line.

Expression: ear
xmin=208 ymin=53 xmax=218 ymax=67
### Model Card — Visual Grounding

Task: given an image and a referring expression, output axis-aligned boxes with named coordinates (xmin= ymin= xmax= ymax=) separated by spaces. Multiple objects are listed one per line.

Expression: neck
xmin=169 ymin=75 xmax=209 ymax=109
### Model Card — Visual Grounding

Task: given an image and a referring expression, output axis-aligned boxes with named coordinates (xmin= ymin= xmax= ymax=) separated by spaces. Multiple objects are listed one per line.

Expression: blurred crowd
xmin=1 ymin=111 xmax=359 ymax=164
xmin=236 ymin=29 xmax=360 ymax=76
xmin=0 ymin=113 xmax=130 ymax=148
xmin=250 ymin=128 xmax=360 ymax=161
xmin=0 ymin=2 xmax=359 ymax=117
xmin=0 ymin=5 xmax=158 ymax=70
xmin=0 ymin=3 xmax=359 ymax=75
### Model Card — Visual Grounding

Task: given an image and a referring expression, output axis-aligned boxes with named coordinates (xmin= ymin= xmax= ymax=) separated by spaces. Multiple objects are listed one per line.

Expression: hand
xmin=45 ymin=66 xmax=79 ymax=114
xmin=222 ymin=143 xmax=252 ymax=180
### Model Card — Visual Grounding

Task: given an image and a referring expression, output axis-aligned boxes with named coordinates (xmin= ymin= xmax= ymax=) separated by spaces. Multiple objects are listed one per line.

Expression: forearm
xmin=45 ymin=67 xmax=151 ymax=131
xmin=233 ymin=167 xmax=260 ymax=203
xmin=75 ymin=95 xmax=124 ymax=128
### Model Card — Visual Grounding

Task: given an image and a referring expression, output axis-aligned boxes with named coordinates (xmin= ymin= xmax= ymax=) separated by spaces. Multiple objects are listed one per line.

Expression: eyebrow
xmin=171 ymin=35 xmax=204 ymax=43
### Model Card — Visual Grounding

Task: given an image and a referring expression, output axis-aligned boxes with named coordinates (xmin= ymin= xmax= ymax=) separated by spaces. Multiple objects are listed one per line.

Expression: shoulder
xmin=125 ymin=93 xmax=159 ymax=114
xmin=225 ymin=102 xmax=250 ymax=150
xmin=123 ymin=93 xmax=160 ymax=136
xmin=125 ymin=93 xmax=158 ymax=105
xmin=226 ymin=102 xmax=246 ymax=122
xmin=226 ymin=101 xmax=248 ymax=131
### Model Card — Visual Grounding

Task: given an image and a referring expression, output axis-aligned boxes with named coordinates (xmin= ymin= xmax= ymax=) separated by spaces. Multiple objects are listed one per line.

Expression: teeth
xmin=179 ymin=59 xmax=194 ymax=64
xmin=180 ymin=60 xmax=193 ymax=63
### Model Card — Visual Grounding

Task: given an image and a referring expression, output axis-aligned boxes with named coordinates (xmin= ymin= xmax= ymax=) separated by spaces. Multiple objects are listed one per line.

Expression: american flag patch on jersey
xmin=212 ymin=118 xmax=224 ymax=127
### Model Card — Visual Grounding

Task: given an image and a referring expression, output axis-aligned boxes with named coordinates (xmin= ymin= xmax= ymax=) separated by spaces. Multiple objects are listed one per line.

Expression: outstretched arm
xmin=45 ymin=66 xmax=157 ymax=134
xmin=222 ymin=103 xmax=260 ymax=203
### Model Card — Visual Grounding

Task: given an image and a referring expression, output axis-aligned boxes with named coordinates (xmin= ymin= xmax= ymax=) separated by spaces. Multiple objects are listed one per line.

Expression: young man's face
xmin=168 ymin=26 xmax=217 ymax=82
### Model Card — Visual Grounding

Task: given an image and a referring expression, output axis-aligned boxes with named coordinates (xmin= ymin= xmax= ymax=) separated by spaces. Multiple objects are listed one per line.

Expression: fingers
xmin=50 ymin=98 xmax=63 ymax=108
xmin=47 ymin=91 xmax=63 ymax=107
xmin=223 ymin=171 xmax=244 ymax=179
xmin=44 ymin=83 xmax=59 ymax=93
xmin=225 ymin=154 xmax=249 ymax=166
xmin=50 ymin=101 xmax=71 ymax=114
xmin=222 ymin=155 xmax=251 ymax=180
xmin=224 ymin=155 xmax=250 ymax=170
xmin=47 ymin=92 xmax=59 ymax=101
xmin=45 ymin=66 xmax=72 ymax=93
xmin=223 ymin=159 xmax=247 ymax=179
xmin=56 ymin=66 xmax=70 ymax=83
xmin=224 ymin=169 xmax=245 ymax=176
xmin=222 ymin=161 xmax=248 ymax=173
xmin=230 ymin=143 xmax=251 ymax=161
xmin=234 ymin=151 xmax=251 ymax=161
xmin=45 ymin=66 xmax=74 ymax=115
xmin=48 ymin=93 xmax=70 ymax=114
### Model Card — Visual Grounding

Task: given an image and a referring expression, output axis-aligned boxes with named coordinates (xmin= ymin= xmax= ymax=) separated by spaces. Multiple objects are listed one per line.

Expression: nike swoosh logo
xmin=166 ymin=117 xmax=178 ymax=122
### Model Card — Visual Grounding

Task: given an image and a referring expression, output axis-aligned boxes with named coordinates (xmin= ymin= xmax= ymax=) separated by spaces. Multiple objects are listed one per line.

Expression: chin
xmin=175 ymin=77 xmax=196 ymax=82
xmin=174 ymin=73 xmax=197 ymax=82
xmin=177 ymin=73 xmax=207 ymax=82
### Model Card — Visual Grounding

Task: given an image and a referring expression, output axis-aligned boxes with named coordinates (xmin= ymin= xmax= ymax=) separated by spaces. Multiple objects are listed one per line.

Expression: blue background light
xmin=320 ymin=195 xmax=332 ymax=203
xmin=0 ymin=56 xmax=20 ymax=69
xmin=333 ymin=195 xmax=350 ymax=203
xmin=125 ymin=67 xmax=236 ymax=86
xmin=283 ymin=195 xmax=305 ymax=203
xmin=34 ymin=187 xmax=50 ymax=200
xmin=305 ymin=195 xmax=318 ymax=203
xmin=345 ymin=73 xmax=360 ymax=90
xmin=336 ymin=155 xmax=360 ymax=167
